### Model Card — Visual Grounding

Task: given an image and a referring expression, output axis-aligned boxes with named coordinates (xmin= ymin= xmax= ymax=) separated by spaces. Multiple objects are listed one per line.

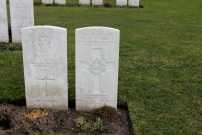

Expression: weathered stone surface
xmin=0 ymin=0 xmax=9 ymax=43
xmin=128 ymin=0 xmax=139 ymax=7
xmin=10 ymin=0 xmax=34 ymax=43
xmin=55 ymin=0 xmax=66 ymax=5
xmin=92 ymin=0 xmax=103 ymax=6
xmin=42 ymin=0 xmax=53 ymax=4
xmin=76 ymin=26 xmax=120 ymax=110
xmin=79 ymin=0 xmax=90 ymax=5
xmin=116 ymin=0 xmax=127 ymax=6
xmin=22 ymin=26 xmax=68 ymax=110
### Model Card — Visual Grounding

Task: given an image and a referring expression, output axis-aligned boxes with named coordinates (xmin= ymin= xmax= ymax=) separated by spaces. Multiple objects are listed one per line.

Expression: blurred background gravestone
xmin=0 ymin=0 xmax=9 ymax=43
xmin=10 ymin=0 xmax=34 ymax=43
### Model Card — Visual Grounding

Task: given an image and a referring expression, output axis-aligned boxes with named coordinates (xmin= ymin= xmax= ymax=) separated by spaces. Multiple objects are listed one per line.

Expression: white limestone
xmin=92 ymin=0 xmax=103 ymax=6
xmin=55 ymin=0 xmax=66 ymax=5
xmin=79 ymin=0 xmax=90 ymax=5
xmin=76 ymin=26 xmax=120 ymax=110
xmin=42 ymin=0 xmax=53 ymax=4
xmin=0 ymin=0 xmax=9 ymax=43
xmin=22 ymin=26 xmax=68 ymax=110
xmin=116 ymin=0 xmax=127 ymax=6
xmin=128 ymin=0 xmax=139 ymax=7
xmin=10 ymin=0 xmax=34 ymax=43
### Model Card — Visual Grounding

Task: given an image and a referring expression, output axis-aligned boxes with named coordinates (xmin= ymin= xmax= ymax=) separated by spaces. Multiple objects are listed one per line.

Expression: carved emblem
xmin=38 ymin=36 xmax=52 ymax=50
xmin=87 ymin=57 xmax=106 ymax=75
xmin=16 ymin=0 xmax=27 ymax=12
xmin=34 ymin=29 xmax=53 ymax=53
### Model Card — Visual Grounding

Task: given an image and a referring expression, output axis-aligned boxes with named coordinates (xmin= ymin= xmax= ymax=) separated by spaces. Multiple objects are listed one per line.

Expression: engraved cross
xmin=36 ymin=69 xmax=55 ymax=95
xmin=80 ymin=48 xmax=115 ymax=93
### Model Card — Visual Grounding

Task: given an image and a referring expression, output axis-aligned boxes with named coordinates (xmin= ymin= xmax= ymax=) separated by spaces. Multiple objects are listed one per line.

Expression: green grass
xmin=1 ymin=0 xmax=202 ymax=134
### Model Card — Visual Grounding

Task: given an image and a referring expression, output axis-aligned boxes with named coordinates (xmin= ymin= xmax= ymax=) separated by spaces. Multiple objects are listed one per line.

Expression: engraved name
xmin=77 ymin=32 xmax=118 ymax=46
xmin=26 ymin=54 xmax=63 ymax=67
xmin=35 ymin=100 xmax=57 ymax=103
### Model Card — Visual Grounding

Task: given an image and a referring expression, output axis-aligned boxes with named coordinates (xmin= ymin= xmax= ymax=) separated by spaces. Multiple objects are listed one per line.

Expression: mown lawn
xmin=1 ymin=0 xmax=202 ymax=134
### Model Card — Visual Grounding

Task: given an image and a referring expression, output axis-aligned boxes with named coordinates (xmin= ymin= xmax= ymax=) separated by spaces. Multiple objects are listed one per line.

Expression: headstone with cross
xmin=0 ymin=0 xmax=9 ymax=43
xmin=10 ymin=0 xmax=34 ymax=43
xmin=76 ymin=26 xmax=120 ymax=111
xmin=22 ymin=26 xmax=68 ymax=110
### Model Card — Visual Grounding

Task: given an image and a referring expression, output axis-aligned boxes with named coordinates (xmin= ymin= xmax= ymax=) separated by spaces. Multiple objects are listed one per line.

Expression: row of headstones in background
xmin=42 ymin=0 xmax=139 ymax=6
xmin=0 ymin=0 xmax=137 ymax=44
xmin=80 ymin=0 xmax=139 ymax=6
xmin=42 ymin=0 xmax=66 ymax=4
xmin=22 ymin=26 xmax=120 ymax=111
xmin=0 ymin=0 xmax=34 ymax=43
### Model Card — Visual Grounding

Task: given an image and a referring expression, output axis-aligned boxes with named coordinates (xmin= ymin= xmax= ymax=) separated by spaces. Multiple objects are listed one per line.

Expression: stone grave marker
xmin=0 ymin=0 xmax=9 ymax=43
xmin=55 ymin=0 xmax=66 ymax=5
xmin=92 ymin=0 xmax=103 ymax=6
xmin=128 ymin=0 xmax=139 ymax=7
xmin=79 ymin=0 xmax=90 ymax=5
xmin=22 ymin=26 xmax=68 ymax=110
xmin=76 ymin=26 xmax=120 ymax=110
xmin=10 ymin=0 xmax=34 ymax=43
xmin=42 ymin=0 xmax=53 ymax=4
xmin=116 ymin=0 xmax=127 ymax=6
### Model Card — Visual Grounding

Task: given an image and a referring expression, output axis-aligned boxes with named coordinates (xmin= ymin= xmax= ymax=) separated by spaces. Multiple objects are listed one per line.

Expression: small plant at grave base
xmin=0 ymin=106 xmax=11 ymax=126
xmin=93 ymin=117 xmax=104 ymax=131
xmin=76 ymin=116 xmax=90 ymax=131
xmin=25 ymin=109 xmax=48 ymax=120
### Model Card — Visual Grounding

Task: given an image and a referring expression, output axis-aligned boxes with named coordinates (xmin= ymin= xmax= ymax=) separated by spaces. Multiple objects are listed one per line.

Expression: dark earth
xmin=0 ymin=102 xmax=132 ymax=135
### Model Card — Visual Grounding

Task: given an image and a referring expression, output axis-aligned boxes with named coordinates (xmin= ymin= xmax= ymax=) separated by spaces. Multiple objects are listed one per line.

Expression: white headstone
xmin=55 ymin=0 xmax=66 ymax=5
xmin=116 ymin=0 xmax=127 ymax=6
xmin=79 ymin=0 xmax=90 ymax=5
xmin=42 ymin=0 xmax=53 ymax=4
xmin=10 ymin=0 xmax=34 ymax=43
xmin=76 ymin=26 xmax=120 ymax=110
xmin=128 ymin=0 xmax=139 ymax=7
xmin=92 ymin=0 xmax=103 ymax=6
xmin=22 ymin=26 xmax=68 ymax=110
xmin=0 ymin=0 xmax=9 ymax=43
